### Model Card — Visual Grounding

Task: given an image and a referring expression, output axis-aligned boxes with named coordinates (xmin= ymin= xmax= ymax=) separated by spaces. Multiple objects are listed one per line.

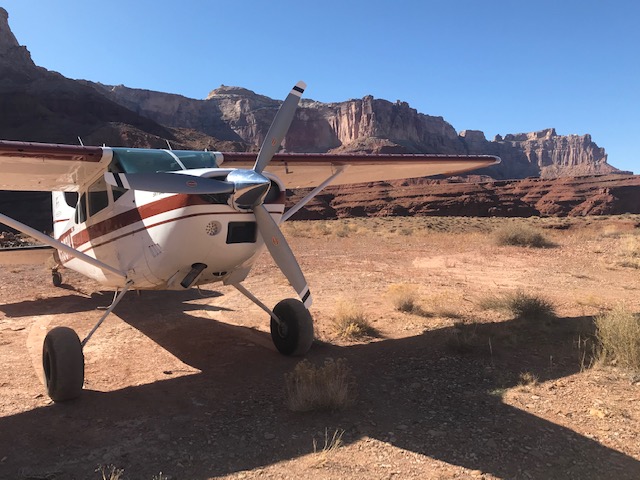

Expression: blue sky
xmin=3 ymin=0 xmax=639 ymax=173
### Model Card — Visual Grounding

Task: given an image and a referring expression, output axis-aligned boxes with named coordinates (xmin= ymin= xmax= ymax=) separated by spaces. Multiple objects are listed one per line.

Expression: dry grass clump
xmin=388 ymin=286 xmax=462 ymax=318
xmin=479 ymin=290 xmax=556 ymax=322
xmin=309 ymin=429 xmax=345 ymax=468
xmin=617 ymin=235 xmax=640 ymax=269
xmin=332 ymin=302 xmax=376 ymax=339
xmin=494 ymin=224 xmax=555 ymax=248
xmin=424 ymin=293 xmax=463 ymax=319
xmin=333 ymin=221 xmax=358 ymax=238
xmin=517 ymin=371 xmax=539 ymax=390
xmin=97 ymin=465 xmax=124 ymax=480
xmin=595 ymin=306 xmax=640 ymax=371
xmin=388 ymin=284 xmax=420 ymax=313
xmin=285 ymin=358 xmax=356 ymax=412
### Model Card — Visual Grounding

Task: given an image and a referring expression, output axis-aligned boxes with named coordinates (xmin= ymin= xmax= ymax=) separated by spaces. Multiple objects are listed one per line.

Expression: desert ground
xmin=1 ymin=215 xmax=639 ymax=480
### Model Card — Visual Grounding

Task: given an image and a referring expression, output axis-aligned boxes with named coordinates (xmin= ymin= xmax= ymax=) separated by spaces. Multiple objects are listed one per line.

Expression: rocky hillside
xmin=93 ymin=83 xmax=623 ymax=179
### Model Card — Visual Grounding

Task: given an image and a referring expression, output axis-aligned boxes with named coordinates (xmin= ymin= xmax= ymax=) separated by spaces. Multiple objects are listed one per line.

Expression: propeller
xmin=254 ymin=81 xmax=306 ymax=174
xmin=103 ymin=81 xmax=312 ymax=307
xmin=105 ymin=172 xmax=234 ymax=195
xmin=251 ymin=81 xmax=312 ymax=307
xmin=253 ymin=204 xmax=311 ymax=306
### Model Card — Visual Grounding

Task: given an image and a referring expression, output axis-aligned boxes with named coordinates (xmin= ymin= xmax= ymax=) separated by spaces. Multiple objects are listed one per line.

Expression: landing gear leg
xmin=41 ymin=280 xmax=133 ymax=402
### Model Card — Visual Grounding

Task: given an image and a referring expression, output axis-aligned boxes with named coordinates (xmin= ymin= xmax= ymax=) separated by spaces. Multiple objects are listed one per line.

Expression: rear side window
xmin=75 ymin=194 xmax=87 ymax=224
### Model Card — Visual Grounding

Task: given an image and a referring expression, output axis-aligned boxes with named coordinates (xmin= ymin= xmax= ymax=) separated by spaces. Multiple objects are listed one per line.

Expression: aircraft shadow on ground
xmin=0 ymin=288 xmax=227 ymax=317
xmin=1 ymin=293 xmax=638 ymax=480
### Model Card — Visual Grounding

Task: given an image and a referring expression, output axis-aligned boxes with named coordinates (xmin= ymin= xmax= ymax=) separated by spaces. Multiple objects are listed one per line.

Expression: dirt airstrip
xmin=0 ymin=215 xmax=639 ymax=480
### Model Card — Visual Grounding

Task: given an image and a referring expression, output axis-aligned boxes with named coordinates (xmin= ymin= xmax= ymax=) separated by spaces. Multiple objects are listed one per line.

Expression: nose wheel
xmin=270 ymin=298 xmax=314 ymax=356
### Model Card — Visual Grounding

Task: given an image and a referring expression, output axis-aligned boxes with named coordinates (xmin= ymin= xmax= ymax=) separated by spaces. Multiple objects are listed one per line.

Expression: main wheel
xmin=52 ymin=271 xmax=62 ymax=287
xmin=270 ymin=298 xmax=314 ymax=356
xmin=42 ymin=326 xmax=84 ymax=402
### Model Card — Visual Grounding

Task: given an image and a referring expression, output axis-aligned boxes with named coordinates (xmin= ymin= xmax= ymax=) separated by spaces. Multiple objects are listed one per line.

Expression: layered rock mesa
xmin=94 ymin=83 xmax=623 ymax=179
xmin=288 ymin=174 xmax=640 ymax=220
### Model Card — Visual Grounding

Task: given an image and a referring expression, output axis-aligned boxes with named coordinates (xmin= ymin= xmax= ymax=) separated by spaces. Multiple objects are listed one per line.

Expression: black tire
xmin=52 ymin=271 xmax=62 ymax=287
xmin=270 ymin=298 xmax=314 ymax=356
xmin=42 ymin=327 xmax=84 ymax=402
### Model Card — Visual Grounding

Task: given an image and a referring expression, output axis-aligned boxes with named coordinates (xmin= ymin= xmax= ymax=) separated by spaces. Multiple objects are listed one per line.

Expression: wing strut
xmin=0 ymin=212 xmax=127 ymax=279
xmin=281 ymin=165 xmax=348 ymax=222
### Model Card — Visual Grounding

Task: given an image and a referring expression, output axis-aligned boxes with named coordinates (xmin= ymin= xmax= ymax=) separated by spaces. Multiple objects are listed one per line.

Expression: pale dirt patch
xmin=1 ymin=215 xmax=639 ymax=479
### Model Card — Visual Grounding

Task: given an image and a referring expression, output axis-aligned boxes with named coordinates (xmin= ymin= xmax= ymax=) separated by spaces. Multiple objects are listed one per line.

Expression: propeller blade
xmin=105 ymin=172 xmax=234 ymax=195
xmin=253 ymin=204 xmax=312 ymax=308
xmin=253 ymin=81 xmax=306 ymax=174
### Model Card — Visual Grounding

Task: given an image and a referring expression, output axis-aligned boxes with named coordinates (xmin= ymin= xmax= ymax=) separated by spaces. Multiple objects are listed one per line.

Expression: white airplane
xmin=0 ymin=81 xmax=500 ymax=402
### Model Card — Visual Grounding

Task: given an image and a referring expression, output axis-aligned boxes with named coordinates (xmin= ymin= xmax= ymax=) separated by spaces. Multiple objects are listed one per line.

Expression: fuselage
xmin=52 ymin=156 xmax=286 ymax=290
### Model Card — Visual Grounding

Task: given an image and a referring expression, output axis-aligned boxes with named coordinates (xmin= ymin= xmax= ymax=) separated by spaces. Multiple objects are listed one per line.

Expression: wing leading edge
xmin=219 ymin=152 xmax=501 ymax=188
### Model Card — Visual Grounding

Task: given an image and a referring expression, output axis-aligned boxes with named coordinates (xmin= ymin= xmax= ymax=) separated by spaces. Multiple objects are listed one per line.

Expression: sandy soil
xmin=0 ymin=215 xmax=639 ymax=480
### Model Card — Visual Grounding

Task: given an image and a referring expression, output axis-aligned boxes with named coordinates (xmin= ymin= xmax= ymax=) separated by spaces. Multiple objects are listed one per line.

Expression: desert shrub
xmin=595 ymin=307 xmax=640 ymax=371
xmin=446 ymin=320 xmax=482 ymax=353
xmin=285 ymin=358 xmax=356 ymax=412
xmin=518 ymin=371 xmax=539 ymax=388
xmin=495 ymin=224 xmax=555 ymax=248
xmin=332 ymin=302 xmax=376 ymax=339
xmin=388 ymin=284 xmax=420 ymax=313
xmin=505 ymin=291 xmax=556 ymax=321
xmin=617 ymin=235 xmax=640 ymax=269
xmin=478 ymin=290 xmax=556 ymax=322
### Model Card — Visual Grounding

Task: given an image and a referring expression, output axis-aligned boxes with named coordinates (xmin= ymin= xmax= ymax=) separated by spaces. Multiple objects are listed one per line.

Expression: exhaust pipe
xmin=181 ymin=263 xmax=207 ymax=288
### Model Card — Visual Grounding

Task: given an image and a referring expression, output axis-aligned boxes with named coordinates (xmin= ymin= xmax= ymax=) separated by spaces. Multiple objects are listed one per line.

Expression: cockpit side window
xmin=88 ymin=177 xmax=109 ymax=216
xmin=108 ymin=156 xmax=128 ymax=202
xmin=64 ymin=192 xmax=79 ymax=208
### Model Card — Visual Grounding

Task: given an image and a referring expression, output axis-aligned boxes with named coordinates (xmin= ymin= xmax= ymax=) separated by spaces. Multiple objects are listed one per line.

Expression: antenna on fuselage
xmin=77 ymin=136 xmax=84 ymax=146
xmin=165 ymin=139 xmax=173 ymax=150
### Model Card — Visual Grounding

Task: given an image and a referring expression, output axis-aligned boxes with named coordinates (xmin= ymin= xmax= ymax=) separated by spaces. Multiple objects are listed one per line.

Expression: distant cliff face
xmin=92 ymin=83 xmax=623 ymax=179
xmin=501 ymin=128 xmax=613 ymax=178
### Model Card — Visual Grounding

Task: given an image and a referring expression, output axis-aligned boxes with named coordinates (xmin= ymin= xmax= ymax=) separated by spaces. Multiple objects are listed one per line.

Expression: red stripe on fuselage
xmin=58 ymin=193 xmax=283 ymax=255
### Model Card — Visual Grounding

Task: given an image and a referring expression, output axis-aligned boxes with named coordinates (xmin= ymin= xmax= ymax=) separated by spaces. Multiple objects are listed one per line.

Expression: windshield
xmin=111 ymin=148 xmax=220 ymax=173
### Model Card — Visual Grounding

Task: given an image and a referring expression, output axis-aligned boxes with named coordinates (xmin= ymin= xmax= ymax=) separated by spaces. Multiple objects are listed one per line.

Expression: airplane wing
xmin=219 ymin=152 xmax=500 ymax=188
xmin=0 ymin=140 xmax=112 ymax=192
xmin=0 ymin=140 xmax=500 ymax=191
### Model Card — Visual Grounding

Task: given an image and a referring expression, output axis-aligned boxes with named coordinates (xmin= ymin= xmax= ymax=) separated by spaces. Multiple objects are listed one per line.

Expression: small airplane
xmin=0 ymin=81 xmax=500 ymax=402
